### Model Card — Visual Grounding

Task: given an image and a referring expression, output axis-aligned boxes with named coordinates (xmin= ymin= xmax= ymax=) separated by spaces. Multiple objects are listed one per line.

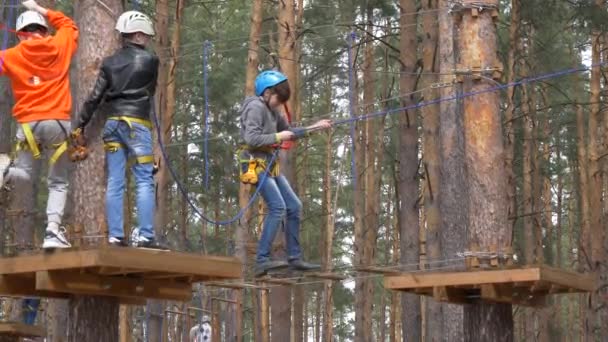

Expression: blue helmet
xmin=255 ymin=70 xmax=288 ymax=96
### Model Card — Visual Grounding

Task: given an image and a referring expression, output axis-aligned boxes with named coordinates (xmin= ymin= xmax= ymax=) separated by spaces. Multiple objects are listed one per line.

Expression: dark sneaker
xmin=0 ymin=154 xmax=10 ymax=189
xmin=254 ymin=260 xmax=289 ymax=277
xmin=42 ymin=227 xmax=72 ymax=249
xmin=288 ymin=259 xmax=321 ymax=272
xmin=108 ymin=236 xmax=127 ymax=247
xmin=134 ymin=236 xmax=169 ymax=250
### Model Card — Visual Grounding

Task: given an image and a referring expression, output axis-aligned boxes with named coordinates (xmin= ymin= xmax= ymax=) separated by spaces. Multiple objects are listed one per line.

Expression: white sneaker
xmin=42 ymin=227 xmax=72 ymax=249
xmin=0 ymin=154 xmax=11 ymax=188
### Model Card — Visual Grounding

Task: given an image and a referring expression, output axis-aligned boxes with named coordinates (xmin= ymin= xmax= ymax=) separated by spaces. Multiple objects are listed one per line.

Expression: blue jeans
xmin=103 ymin=120 xmax=155 ymax=239
xmin=256 ymin=173 xmax=302 ymax=263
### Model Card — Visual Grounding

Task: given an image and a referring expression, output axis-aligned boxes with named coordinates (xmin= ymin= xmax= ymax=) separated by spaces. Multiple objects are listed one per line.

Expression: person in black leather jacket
xmin=74 ymin=11 xmax=165 ymax=249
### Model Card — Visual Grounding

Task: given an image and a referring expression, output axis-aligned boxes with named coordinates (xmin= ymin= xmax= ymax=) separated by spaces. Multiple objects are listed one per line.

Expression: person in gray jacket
xmin=239 ymin=70 xmax=332 ymax=277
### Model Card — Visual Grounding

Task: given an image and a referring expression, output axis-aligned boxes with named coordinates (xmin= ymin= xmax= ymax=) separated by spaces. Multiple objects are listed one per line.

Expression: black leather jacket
xmin=77 ymin=42 xmax=159 ymax=128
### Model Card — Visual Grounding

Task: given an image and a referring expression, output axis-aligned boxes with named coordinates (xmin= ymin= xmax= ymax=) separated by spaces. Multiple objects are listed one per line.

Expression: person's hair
xmin=19 ymin=24 xmax=47 ymax=35
xmin=270 ymin=80 xmax=290 ymax=103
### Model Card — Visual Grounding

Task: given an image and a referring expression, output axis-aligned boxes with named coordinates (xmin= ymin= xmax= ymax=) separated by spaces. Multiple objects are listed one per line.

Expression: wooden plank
xmin=539 ymin=266 xmax=596 ymax=292
xmin=204 ymin=281 xmax=267 ymax=290
xmin=356 ymin=266 xmax=401 ymax=275
xmin=0 ymin=249 xmax=100 ymax=274
xmin=35 ymin=271 xmax=192 ymax=302
xmin=384 ymin=268 xmax=542 ymax=290
xmin=0 ymin=249 xmax=242 ymax=282
xmin=304 ymin=272 xmax=348 ymax=281
xmin=0 ymin=323 xmax=45 ymax=337
xmin=141 ymin=272 xmax=192 ymax=280
xmin=96 ymin=248 xmax=242 ymax=280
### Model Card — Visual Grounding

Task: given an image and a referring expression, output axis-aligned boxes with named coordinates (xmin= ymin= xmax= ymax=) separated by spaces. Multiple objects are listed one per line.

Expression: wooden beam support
xmin=433 ymin=286 xmax=469 ymax=304
xmin=0 ymin=323 xmax=45 ymax=338
xmin=0 ymin=275 xmax=68 ymax=299
xmin=35 ymin=271 xmax=192 ymax=302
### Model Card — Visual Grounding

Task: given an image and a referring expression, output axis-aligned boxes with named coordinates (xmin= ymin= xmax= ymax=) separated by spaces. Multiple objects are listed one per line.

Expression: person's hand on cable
xmin=308 ymin=119 xmax=333 ymax=131
xmin=22 ymin=0 xmax=48 ymax=15
xmin=276 ymin=130 xmax=296 ymax=142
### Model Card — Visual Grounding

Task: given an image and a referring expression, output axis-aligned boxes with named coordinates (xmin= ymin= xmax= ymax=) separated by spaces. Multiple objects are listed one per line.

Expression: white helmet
xmin=16 ymin=10 xmax=48 ymax=32
xmin=115 ymin=11 xmax=155 ymax=36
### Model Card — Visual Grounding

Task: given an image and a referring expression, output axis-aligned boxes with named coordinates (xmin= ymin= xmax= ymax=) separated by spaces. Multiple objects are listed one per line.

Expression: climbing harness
xmin=104 ymin=116 xmax=154 ymax=164
xmin=237 ymin=145 xmax=280 ymax=185
xmin=16 ymin=121 xmax=71 ymax=165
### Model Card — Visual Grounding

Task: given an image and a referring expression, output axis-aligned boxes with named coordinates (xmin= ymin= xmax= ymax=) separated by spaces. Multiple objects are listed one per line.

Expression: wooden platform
xmin=384 ymin=266 xmax=595 ymax=307
xmin=0 ymin=322 xmax=45 ymax=338
xmin=0 ymin=247 xmax=241 ymax=303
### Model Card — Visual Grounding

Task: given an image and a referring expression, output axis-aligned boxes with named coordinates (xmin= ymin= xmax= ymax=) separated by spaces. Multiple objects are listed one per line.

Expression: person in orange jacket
xmin=0 ymin=0 xmax=78 ymax=249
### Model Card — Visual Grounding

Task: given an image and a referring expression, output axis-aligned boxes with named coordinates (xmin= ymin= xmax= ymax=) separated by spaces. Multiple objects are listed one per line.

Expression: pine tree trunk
xmin=522 ymin=83 xmax=536 ymax=266
xmin=420 ymin=1 xmax=443 ymax=340
xmin=504 ymin=0 xmax=519 ymax=231
xmin=352 ymin=15 xmax=369 ymax=342
xmin=399 ymin=1 xmax=421 ymax=341
xmin=321 ymin=74 xmax=335 ymax=342
xmin=148 ymin=0 xmax=171 ymax=338
xmin=457 ymin=4 xmax=514 ymax=341
xmin=68 ymin=0 xmax=122 ymax=339
xmin=588 ymin=23 xmax=603 ymax=340
xmin=438 ymin=0 xmax=465 ymax=339
xmin=273 ymin=0 xmax=299 ymax=339
xmin=357 ymin=9 xmax=381 ymax=340
xmin=150 ymin=0 xmax=184 ymax=338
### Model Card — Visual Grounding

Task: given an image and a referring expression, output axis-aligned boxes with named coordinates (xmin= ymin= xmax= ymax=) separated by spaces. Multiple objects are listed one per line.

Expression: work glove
xmin=22 ymin=0 xmax=40 ymax=12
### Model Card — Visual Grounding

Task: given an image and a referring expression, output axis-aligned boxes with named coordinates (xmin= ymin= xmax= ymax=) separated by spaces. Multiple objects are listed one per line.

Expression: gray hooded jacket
xmin=239 ymin=96 xmax=289 ymax=150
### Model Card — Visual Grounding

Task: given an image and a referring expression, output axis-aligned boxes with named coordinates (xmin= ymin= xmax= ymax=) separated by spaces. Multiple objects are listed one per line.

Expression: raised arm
xmin=22 ymin=0 xmax=78 ymax=57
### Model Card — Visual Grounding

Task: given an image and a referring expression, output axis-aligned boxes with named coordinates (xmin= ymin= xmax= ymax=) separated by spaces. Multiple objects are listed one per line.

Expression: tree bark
xmin=321 ymin=75 xmax=335 ymax=342
xmin=504 ymin=0 xmax=519 ymax=232
xmin=399 ymin=0 xmax=421 ymax=341
xmin=438 ymin=0 xmax=465 ymax=340
xmin=69 ymin=0 xmax=122 ymax=339
xmin=273 ymin=0 xmax=299 ymax=339
xmin=457 ymin=3 xmax=514 ymax=341
xmin=237 ymin=1 xmax=263 ymax=339
xmin=420 ymin=1 xmax=443 ymax=340
xmin=148 ymin=0 xmax=171 ymax=338
xmin=588 ymin=7 xmax=604 ymax=337
xmin=68 ymin=297 xmax=120 ymax=341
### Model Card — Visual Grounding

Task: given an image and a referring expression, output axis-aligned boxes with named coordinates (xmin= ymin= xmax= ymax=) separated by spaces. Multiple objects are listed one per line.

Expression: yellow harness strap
xmin=49 ymin=141 xmax=68 ymax=165
xmin=108 ymin=116 xmax=153 ymax=130
xmin=21 ymin=123 xmax=41 ymax=159
xmin=104 ymin=142 xmax=124 ymax=153
xmin=104 ymin=142 xmax=153 ymax=164
xmin=19 ymin=123 xmax=67 ymax=165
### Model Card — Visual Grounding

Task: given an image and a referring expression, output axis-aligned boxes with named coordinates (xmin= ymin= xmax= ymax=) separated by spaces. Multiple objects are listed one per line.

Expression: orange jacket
xmin=0 ymin=10 xmax=78 ymax=123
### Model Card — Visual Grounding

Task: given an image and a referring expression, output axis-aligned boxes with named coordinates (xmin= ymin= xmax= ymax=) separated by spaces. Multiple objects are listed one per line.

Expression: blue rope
xmin=151 ymin=98 xmax=277 ymax=226
xmin=202 ymin=40 xmax=211 ymax=189
xmin=330 ymin=62 xmax=596 ymax=128
xmin=0 ymin=0 xmax=16 ymax=74
xmin=346 ymin=32 xmax=357 ymax=189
